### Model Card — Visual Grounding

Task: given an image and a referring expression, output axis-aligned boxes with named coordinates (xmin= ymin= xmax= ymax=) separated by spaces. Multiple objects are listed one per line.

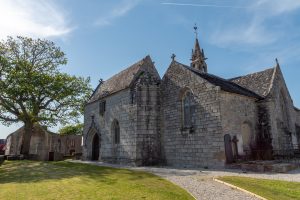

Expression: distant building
xmin=5 ymin=124 xmax=82 ymax=161
xmin=82 ymin=34 xmax=300 ymax=168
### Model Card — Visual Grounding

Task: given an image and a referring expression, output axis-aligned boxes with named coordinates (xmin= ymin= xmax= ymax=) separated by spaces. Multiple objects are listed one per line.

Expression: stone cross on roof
xmin=171 ymin=53 xmax=176 ymax=61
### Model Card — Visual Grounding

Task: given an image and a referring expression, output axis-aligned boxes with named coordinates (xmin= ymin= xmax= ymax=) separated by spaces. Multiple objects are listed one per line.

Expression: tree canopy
xmin=0 ymin=36 xmax=92 ymax=154
xmin=59 ymin=123 xmax=83 ymax=135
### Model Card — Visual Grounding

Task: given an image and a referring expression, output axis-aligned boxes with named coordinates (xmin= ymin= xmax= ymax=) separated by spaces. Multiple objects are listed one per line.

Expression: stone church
xmin=83 ymin=36 xmax=300 ymax=168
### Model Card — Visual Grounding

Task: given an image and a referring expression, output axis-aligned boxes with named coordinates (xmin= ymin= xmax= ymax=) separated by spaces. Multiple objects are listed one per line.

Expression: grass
xmin=218 ymin=176 xmax=300 ymax=200
xmin=0 ymin=161 xmax=194 ymax=200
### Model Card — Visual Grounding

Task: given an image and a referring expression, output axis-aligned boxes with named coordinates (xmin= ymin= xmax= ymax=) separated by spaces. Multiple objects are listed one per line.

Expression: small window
xmin=112 ymin=120 xmax=120 ymax=144
xmin=99 ymin=101 xmax=106 ymax=116
xmin=182 ymin=91 xmax=195 ymax=128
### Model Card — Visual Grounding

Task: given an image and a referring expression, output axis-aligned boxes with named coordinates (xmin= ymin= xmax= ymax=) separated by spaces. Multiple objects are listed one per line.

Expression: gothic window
xmin=112 ymin=120 xmax=120 ymax=144
xmin=99 ymin=101 xmax=106 ymax=116
xmin=130 ymin=88 xmax=136 ymax=104
xmin=182 ymin=91 xmax=195 ymax=128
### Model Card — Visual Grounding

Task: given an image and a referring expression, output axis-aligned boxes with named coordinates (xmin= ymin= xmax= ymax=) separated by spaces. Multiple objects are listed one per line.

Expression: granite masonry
xmin=83 ymin=36 xmax=300 ymax=168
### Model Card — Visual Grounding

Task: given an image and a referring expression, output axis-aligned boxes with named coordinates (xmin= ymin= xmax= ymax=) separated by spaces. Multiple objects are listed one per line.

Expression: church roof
xmin=229 ymin=67 xmax=276 ymax=97
xmin=174 ymin=61 xmax=263 ymax=99
xmin=89 ymin=55 xmax=156 ymax=103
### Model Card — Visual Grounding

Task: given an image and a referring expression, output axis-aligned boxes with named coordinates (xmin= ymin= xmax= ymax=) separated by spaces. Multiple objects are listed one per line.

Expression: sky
xmin=0 ymin=0 xmax=300 ymax=139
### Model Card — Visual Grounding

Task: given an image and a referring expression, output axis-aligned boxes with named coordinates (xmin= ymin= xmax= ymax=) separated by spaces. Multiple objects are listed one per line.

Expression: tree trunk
xmin=20 ymin=122 xmax=33 ymax=157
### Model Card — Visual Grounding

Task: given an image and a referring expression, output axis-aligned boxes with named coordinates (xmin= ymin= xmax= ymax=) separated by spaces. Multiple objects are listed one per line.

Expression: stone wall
xmin=135 ymin=71 xmax=161 ymax=165
xmin=5 ymin=131 xmax=22 ymax=156
xmin=265 ymin=66 xmax=297 ymax=150
xmin=295 ymin=108 xmax=300 ymax=125
xmin=220 ymin=92 xmax=257 ymax=156
xmin=59 ymin=135 xmax=82 ymax=156
xmin=29 ymin=128 xmax=51 ymax=161
xmin=294 ymin=108 xmax=300 ymax=148
xmin=83 ymin=89 xmax=138 ymax=164
xmin=6 ymin=125 xmax=82 ymax=161
xmin=161 ymin=62 xmax=224 ymax=168
xmin=103 ymin=89 xmax=138 ymax=164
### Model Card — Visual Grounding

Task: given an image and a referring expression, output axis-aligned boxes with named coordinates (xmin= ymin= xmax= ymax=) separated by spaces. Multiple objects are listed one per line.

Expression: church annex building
xmin=83 ymin=36 xmax=300 ymax=168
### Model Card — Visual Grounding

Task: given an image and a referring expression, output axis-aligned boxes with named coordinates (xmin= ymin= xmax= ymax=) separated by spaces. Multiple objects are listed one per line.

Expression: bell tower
xmin=191 ymin=25 xmax=207 ymax=73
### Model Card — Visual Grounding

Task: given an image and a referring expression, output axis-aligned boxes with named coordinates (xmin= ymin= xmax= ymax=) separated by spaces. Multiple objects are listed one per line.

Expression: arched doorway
xmin=92 ymin=134 xmax=100 ymax=161
xmin=238 ymin=122 xmax=253 ymax=156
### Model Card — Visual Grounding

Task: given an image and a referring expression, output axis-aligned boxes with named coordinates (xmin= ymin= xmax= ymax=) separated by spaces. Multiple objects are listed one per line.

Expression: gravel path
xmin=71 ymin=160 xmax=300 ymax=200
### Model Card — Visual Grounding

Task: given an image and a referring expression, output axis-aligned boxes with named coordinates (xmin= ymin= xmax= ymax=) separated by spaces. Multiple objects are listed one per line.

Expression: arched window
xmin=182 ymin=91 xmax=195 ymax=128
xmin=112 ymin=120 xmax=120 ymax=144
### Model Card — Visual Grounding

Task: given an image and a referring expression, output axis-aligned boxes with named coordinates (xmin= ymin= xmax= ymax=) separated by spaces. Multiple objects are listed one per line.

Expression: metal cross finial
xmin=194 ymin=23 xmax=198 ymax=38
xmin=171 ymin=53 xmax=176 ymax=61
xmin=99 ymin=78 xmax=104 ymax=85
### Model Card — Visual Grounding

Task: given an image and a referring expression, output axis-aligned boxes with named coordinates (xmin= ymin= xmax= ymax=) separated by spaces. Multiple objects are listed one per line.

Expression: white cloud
xmin=0 ymin=0 xmax=73 ymax=39
xmin=161 ymin=2 xmax=246 ymax=9
xmin=253 ymin=0 xmax=300 ymax=16
xmin=210 ymin=0 xmax=300 ymax=47
xmin=95 ymin=0 xmax=141 ymax=27
xmin=211 ymin=18 xmax=278 ymax=47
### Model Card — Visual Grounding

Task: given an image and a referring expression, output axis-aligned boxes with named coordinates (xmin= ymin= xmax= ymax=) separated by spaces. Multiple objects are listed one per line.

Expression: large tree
xmin=0 ymin=36 xmax=92 ymax=156
xmin=59 ymin=123 xmax=83 ymax=136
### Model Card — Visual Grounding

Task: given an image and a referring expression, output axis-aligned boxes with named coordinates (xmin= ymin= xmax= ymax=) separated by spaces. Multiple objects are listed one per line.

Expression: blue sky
xmin=0 ymin=0 xmax=300 ymax=138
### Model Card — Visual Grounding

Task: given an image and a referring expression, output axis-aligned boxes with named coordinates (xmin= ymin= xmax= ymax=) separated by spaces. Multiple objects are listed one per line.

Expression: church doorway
xmin=92 ymin=134 xmax=100 ymax=161
xmin=49 ymin=152 xmax=54 ymax=161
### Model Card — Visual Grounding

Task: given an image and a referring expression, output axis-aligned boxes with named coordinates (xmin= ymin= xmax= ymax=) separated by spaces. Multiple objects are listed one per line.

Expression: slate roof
xmin=229 ymin=67 xmax=276 ymax=97
xmin=175 ymin=61 xmax=263 ymax=99
xmin=89 ymin=56 xmax=155 ymax=103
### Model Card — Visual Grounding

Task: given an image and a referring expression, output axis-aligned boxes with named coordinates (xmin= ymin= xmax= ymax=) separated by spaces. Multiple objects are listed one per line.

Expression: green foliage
xmin=59 ymin=123 xmax=83 ymax=135
xmin=0 ymin=161 xmax=194 ymax=200
xmin=218 ymin=176 xmax=300 ymax=200
xmin=0 ymin=36 xmax=93 ymax=127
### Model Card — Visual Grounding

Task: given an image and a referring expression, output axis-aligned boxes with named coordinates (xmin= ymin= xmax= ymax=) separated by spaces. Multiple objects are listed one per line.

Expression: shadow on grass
xmin=0 ymin=160 xmax=156 ymax=184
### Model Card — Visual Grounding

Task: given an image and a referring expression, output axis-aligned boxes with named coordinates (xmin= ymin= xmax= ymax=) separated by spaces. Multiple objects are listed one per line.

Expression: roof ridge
xmin=265 ymin=65 xmax=278 ymax=97
xmin=88 ymin=55 xmax=155 ymax=103
xmin=229 ymin=67 xmax=276 ymax=81
xmin=103 ymin=56 xmax=147 ymax=83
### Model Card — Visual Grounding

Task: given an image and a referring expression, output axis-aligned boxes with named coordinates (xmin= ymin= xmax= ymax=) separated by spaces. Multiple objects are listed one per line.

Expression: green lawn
xmin=0 ymin=161 xmax=194 ymax=200
xmin=218 ymin=176 xmax=300 ymax=200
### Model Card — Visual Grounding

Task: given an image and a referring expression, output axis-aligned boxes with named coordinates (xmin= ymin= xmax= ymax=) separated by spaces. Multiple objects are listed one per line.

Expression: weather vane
xmin=194 ymin=23 xmax=198 ymax=38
